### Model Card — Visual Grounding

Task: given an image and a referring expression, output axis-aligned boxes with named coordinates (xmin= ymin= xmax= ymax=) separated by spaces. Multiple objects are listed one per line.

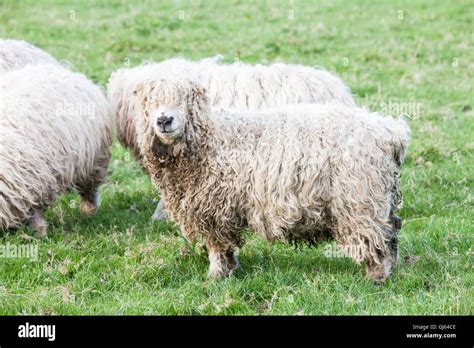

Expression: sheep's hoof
xmin=80 ymin=200 xmax=97 ymax=215
xmin=79 ymin=193 xmax=100 ymax=215
xmin=225 ymin=251 xmax=239 ymax=271
xmin=208 ymin=266 xmax=229 ymax=280
xmin=208 ymin=251 xmax=231 ymax=279
xmin=28 ymin=211 xmax=48 ymax=238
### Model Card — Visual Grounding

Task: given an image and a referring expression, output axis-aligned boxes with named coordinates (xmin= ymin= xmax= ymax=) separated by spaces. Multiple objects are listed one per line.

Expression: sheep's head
xmin=133 ymin=78 xmax=210 ymax=160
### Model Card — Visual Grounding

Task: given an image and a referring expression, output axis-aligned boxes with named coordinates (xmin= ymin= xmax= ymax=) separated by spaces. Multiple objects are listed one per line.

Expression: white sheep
xmin=0 ymin=39 xmax=60 ymax=73
xmin=133 ymin=77 xmax=410 ymax=283
xmin=0 ymin=64 xmax=112 ymax=236
xmin=107 ymin=57 xmax=356 ymax=220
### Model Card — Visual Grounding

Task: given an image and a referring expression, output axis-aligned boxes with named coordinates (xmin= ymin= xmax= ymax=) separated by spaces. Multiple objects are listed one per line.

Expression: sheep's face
xmin=133 ymin=78 xmax=210 ymax=156
xmin=134 ymin=79 xmax=192 ymax=145
xmin=151 ymin=104 xmax=187 ymax=144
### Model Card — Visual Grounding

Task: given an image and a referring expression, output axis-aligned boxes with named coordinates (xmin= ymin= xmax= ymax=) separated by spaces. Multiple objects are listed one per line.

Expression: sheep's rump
xmin=108 ymin=57 xmax=356 ymax=160
xmin=0 ymin=39 xmax=59 ymax=73
xmin=0 ymin=64 xmax=112 ymax=230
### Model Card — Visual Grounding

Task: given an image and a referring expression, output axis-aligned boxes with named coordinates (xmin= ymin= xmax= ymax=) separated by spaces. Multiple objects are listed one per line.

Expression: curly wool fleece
xmin=108 ymin=57 xmax=356 ymax=220
xmin=108 ymin=56 xmax=356 ymax=161
xmin=133 ymin=78 xmax=410 ymax=283
xmin=0 ymin=64 xmax=112 ymax=236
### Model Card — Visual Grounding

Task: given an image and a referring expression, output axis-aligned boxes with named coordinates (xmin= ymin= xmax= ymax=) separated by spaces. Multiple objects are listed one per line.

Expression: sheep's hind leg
xmin=388 ymin=213 xmax=402 ymax=263
xmin=208 ymin=247 xmax=239 ymax=279
xmin=28 ymin=210 xmax=48 ymax=237
xmin=224 ymin=250 xmax=239 ymax=271
xmin=151 ymin=199 xmax=169 ymax=221
xmin=77 ymin=182 xmax=100 ymax=215
xmin=77 ymin=155 xmax=109 ymax=215
xmin=331 ymin=210 xmax=393 ymax=284
xmin=366 ymin=212 xmax=403 ymax=284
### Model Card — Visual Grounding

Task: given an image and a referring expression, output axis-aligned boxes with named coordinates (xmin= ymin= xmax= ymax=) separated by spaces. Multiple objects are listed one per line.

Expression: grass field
xmin=0 ymin=0 xmax=472 ymax=315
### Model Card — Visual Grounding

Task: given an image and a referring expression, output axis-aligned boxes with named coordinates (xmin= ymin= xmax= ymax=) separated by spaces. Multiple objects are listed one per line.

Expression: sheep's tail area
xmin=386 ymin=116 xmax=411 ymax=166
xmin=384 ymin=116 xmax=411 ymax=213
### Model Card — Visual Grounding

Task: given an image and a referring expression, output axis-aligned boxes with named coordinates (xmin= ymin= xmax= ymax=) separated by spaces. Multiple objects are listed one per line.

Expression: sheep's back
xmin=0 ymin=39 xmax=59 ymax=74
xmin=107 ymin=58 xmax=356 ymax=161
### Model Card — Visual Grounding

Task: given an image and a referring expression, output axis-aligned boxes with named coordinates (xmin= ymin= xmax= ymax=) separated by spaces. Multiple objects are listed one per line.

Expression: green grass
xmin=0 ymin=0 xmax=473 ymax=315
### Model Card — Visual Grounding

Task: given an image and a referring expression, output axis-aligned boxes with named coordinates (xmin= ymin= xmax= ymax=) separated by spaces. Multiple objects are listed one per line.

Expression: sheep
xmin=107 ymin=57 xmax=356 ymax=220
xmin=132 ymin=77 xmax=410 ymax=283
xmin=0 ymin=39 xmax=60 ymax=73
xmin=0 ymin=64 xmax=112 ymax=236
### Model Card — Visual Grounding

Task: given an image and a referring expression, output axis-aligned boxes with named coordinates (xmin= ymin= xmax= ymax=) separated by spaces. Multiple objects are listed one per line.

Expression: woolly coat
xmin=0 ymin=39 xmax=59 ymax=73
xmin=134 ymin=79 xmax=410 ymax=272
xmin=108 ymin=57 xmax=356 ymax=161
xmin=0 ymin=64 xmax=112 ymax=230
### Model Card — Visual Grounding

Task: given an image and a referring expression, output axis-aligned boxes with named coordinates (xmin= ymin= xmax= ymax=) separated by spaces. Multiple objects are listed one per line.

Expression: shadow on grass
xmin=24 ymin=190 xmax=439 ymax=289
xmin=235 ymin=246 xmax=363 ymax=280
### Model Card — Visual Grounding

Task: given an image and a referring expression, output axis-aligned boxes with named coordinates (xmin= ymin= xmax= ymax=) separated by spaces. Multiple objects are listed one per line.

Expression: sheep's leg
xmin=370 ymin=206 xmax=403 ymax=281
xmin=389 ymin=177 xmax=403 ymax=263
xmin=224 ymin=250 xmax=239 ymax=271
xmin=28 ymin=210 xmax=47 ymax=237
xmin=388 ymin=213 xmax=402 ymax=263
xmin=77 ymin=153 xmax=109 ymax=215
xmin=329 ymin=190 xmax=396 ymax=283
xmin=77 ymin=182 xmax=100 ymax=215
xmin=363 ymin=224 xmax=396 ymax=284
xmin=151 ymin=199 xmax=169 ymax=221
xmin=208 ymin=247 xmax=239 ymax=279
xmin=331 ymin=214 xmax=393 ymax=283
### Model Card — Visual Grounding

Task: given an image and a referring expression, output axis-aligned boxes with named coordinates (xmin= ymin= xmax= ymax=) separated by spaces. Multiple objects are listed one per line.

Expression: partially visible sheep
xmin=0 ymin=39 xmax=60 ymax=73
xmin=133 ymin=77 xmax=410 ymax=283
xmin=0 ymin=64 xmax=112 ymax=236
xmin=107 ymin=57 xmax=356 ymax=219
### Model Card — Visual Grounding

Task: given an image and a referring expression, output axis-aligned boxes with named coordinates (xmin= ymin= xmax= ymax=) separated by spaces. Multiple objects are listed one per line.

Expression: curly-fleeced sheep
xmin=133 ymin=77 xmax=410 ymax=283
xmin=107 ymin=57 xmax=356 ymax=219
xmin=0 ymin=39 xmax=60 ymax=73
xmin=0 ymin=64 xmax=112 ymax=236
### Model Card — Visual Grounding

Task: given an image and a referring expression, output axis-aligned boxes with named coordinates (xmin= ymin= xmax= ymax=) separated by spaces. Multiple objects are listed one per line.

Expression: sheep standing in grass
xmin=0 ymin=64 xmax=112 ymax=236
xmin=107 ymin=57 xmax=356 ymax=219
xmin=133 ymin=77 xmax=410 ymax=283
xmin=0 ymin=39 xmax=60 ymax=73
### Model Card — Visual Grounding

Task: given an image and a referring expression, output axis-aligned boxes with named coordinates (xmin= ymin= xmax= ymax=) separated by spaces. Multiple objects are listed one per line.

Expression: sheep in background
xmin=0 ymin=39 xmax=60 ymax=73
xmin=107 ymin=57 xmax=356 ymax=220
xmin=133 ymin=77 xmax=410 ymax=283
xmin=0 ymin=64 xmax=112 ymax=236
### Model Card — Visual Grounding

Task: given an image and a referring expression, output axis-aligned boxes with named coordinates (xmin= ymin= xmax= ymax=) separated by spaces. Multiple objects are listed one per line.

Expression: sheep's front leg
xmin=208 ymin=247 xmax=239 ymax=279
xmin=28 ymin=210 xmax=48 ymax=237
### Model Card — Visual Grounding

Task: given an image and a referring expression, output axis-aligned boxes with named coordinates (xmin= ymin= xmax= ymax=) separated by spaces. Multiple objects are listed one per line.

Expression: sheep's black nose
xmin=157 ymin=115 xmax=173 ymax=128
